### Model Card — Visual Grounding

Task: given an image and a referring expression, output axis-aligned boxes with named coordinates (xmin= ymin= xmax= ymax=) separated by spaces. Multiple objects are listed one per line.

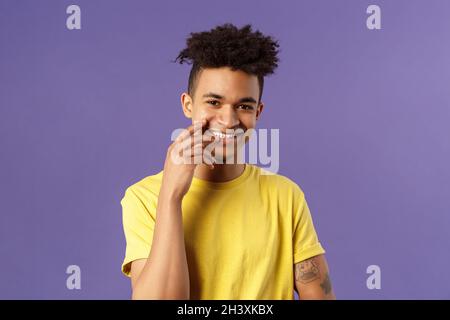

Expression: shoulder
xmin=253 ymin=165 xmax=305 ymax=199
xmin=121 ymin=169 xmax=164 ymax=204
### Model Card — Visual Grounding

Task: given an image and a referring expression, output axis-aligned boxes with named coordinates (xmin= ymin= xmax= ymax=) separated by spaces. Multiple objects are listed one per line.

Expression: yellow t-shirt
xmin=121 ymin=164 xmax=325 ymax=299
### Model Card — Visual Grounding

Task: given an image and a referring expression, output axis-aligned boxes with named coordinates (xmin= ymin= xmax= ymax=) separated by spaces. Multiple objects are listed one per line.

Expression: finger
xmin=175 ymin=118 xmax=209 ymax=145
xmin=177 ymin=130 xmax=208 ymax=151
xmin=200 ymin=118 xmax=209 ymax=134
xmin=180 ymin=135 xmax=215 ymax=154
xmin=187 ymin=141 xmax=213 ymax=158
xmin=203 ymin=152 xmax=215 ymax=170
xmin=187 ymin=140 xmax=216 ymax=161
xmin=179 ymin=141 xmax=215 ymax=168
xmin=174 ymin=119 xmax=204 ymax=143
xmin=190 ymin=118 xmax=207 ymax=132
xmin=174 ymin=132 xmax=190 ymax=146
xmin=180 ymin=141 xmax=207 ymax=161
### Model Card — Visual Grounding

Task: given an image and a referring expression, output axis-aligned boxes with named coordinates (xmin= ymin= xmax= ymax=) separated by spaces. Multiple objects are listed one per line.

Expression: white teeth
xmin=212 ymin=131 xmax=234 ymax=139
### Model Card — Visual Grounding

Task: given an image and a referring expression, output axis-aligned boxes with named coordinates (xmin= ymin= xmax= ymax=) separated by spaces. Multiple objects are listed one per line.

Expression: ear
xmin=256 ymin=102 xmax=264 ymax=121
xmin=181 ymin=92 xmax=193 ymax=119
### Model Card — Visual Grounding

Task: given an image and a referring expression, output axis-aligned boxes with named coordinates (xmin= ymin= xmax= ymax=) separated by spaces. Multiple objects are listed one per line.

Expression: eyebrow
xmin=202 ymin=92 xmax=257 ymax=104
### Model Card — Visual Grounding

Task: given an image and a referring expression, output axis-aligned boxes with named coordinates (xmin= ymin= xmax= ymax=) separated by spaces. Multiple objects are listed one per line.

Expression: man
xmin=121 ymin=23 xmax=335 ymax=300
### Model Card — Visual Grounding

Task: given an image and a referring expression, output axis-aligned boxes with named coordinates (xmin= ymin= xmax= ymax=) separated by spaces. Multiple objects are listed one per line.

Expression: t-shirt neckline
xmin=190 ymin=164 xmax=253 ymax=190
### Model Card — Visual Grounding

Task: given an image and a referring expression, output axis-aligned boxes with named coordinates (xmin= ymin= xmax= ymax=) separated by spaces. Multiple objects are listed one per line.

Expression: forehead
xmin=194 ymin=67 xmax=259 ymax=100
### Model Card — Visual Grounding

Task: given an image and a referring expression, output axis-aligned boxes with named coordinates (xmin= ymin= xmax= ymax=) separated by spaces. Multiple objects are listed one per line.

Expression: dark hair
xmin=175 ymin=23 xmax=280 ymax=102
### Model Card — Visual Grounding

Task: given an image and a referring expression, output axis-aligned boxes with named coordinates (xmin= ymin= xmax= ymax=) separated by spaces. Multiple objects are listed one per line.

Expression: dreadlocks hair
xmin=175 ymin=23 xmax=280 ymax=103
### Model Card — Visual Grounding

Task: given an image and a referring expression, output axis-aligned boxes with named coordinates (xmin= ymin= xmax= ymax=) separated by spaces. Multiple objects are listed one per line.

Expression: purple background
xmin=1 ymin=0 xmax=449 ymax=299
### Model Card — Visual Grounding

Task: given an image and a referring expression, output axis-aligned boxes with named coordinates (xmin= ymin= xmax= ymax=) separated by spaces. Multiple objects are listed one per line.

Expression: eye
xmin=206 ymin=100 xmax=220 ymax=107
xmin=237 ymin=105 xmax=254 ymax=110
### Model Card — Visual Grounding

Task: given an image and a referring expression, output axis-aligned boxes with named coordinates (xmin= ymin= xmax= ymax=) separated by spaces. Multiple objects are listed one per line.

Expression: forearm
xmin=132 ymin=186 xmax=190 ymax=300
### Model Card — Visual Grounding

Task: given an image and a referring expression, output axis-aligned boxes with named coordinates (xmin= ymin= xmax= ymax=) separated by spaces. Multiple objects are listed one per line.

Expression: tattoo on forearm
xmin=295 ymin=257 xmax=320 ymax=283
xmin=320 ymin=273 xmax=332 ymax=295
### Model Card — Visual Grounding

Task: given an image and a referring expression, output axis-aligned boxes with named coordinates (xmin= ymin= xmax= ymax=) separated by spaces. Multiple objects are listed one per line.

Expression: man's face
xmin=181 ymin=67 xmax=264 ymax=163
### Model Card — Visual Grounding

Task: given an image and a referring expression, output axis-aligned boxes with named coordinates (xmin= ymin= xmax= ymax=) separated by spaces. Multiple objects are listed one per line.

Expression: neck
xmin=194 ymin=163 xmax=245 ymax=183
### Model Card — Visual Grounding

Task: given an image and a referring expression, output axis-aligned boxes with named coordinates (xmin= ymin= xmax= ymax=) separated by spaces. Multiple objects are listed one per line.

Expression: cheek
xmin=240 ymin=115 xmax=257 ymax=129
xmin=192 ymin=105 xmax=213 ymax=120
xmin=192 ymin=106 xmax=257 ymax=128
xmin=193 ymin=107 xmax=220 ymax=125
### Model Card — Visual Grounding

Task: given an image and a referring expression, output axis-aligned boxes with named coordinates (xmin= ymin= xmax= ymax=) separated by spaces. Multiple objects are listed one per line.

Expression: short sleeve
xmin=121 ymin=186 xmax=156 ymax=277
xmin=292 ymin=190 xmax=325 ymax=264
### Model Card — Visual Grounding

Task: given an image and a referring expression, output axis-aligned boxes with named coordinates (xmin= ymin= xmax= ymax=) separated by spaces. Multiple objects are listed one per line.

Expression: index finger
xmin=174 ymin=118 xmax=208 ymax=143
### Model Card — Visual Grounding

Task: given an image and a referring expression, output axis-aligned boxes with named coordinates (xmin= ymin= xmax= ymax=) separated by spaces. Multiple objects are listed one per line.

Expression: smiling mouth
xmin=211 ymin=131 xmax=235 ymax=139
xmin=207 ymin=129 xmax=245 ymax=144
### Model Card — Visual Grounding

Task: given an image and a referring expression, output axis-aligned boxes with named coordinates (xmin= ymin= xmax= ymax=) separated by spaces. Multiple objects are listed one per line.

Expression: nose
xmin=216 ymin=105 xmax=239 ymax=128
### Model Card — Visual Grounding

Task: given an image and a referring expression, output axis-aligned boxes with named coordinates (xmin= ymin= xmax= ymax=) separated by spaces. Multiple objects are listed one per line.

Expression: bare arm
xmin=294 ymin=254 xmax=336 ymax=300
xmin=129 ymin=119 xmax=213 ymax=300
xmin=130 ymin=190 xmax=189 ymax=299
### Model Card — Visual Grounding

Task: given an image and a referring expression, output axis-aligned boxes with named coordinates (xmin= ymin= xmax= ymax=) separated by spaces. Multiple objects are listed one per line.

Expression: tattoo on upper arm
xmin=295 ymin=257 xmax=320 ymax=284
xmin=295 ymin=257 xmax=334 ymax=297
xmin=320 ymin=273 xmax=332 ymax=295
